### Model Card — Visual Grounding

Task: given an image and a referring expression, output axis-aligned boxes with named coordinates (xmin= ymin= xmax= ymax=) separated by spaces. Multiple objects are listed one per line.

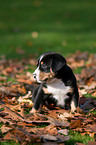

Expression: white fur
xmin=33 ymin=67 xmax=41 ymax=83
xmin=70 ymin=96 xmax=76 ymax=112
xmin=46 ymin=79 xmax=71 ymax=107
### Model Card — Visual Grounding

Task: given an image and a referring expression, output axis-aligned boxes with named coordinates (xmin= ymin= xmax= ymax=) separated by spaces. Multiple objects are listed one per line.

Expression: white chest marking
xmin=46 ymin=79 xmax=71 ymax=106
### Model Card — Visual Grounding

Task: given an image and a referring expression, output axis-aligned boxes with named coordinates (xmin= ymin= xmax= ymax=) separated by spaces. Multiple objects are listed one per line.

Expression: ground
xmin=0 ymin=51 xmax=96 ymax=145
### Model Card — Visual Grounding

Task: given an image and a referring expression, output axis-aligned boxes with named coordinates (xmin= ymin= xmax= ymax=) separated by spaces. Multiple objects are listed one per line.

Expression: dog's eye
xmin=41 ymin=63 xmax=47 ymax=69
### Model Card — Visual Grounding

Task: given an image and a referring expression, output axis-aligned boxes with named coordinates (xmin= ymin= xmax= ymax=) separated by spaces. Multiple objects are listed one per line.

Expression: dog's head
xmin=33 ymin=52 xmax=66 ymax=83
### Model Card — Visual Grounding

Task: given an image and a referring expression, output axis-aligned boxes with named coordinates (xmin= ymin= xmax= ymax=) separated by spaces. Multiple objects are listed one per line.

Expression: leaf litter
xmin=0 ymin=51 xmax=96 ymax=144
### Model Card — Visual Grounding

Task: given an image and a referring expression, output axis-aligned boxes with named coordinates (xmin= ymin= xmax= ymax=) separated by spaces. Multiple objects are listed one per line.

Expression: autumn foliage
xmin=0 ymin=51 xmax=96 ymax=144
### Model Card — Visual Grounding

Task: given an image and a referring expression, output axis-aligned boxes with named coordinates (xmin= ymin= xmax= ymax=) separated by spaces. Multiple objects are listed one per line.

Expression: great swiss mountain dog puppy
xmin=30 ymin=52 xmax=79 ymax=113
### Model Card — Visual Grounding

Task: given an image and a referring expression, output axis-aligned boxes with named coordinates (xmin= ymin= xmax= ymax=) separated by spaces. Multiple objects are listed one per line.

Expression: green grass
xmin=73 ymin=67 xmax=82 ymax=74
xmin=0 ymin=140 xmax=20 ymax=145
xmin=0 ymin=0 xmax=96 ymax=144
xmin=0 ymin=0 xmax=96 ymax=59
xmin=65 ymin=131 xmax=93 ymax=145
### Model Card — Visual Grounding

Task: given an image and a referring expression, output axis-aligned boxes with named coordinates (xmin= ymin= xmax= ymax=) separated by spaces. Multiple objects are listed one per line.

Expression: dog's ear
xmin=51 ymin=54 xmax=66 ymax=72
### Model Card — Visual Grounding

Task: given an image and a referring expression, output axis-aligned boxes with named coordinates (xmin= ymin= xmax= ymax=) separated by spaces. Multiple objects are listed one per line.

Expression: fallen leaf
xmin=0 ymin=76 xmax=7 ymax=82
xmin=1 ymin=125 xmax=12 ymax=133
xmin=58 ymin=129 xmax=69 ymax=135
xmin=49 ymin=117 xmax=70 ymax=127
xmin=92 ymin=91 xmax=96 ymax=97
xmin=2 ymin=104 xmax=24 ymax=121
xmin=88 ymin=141 xmax=96 ymax=145
xmin=76 ymin=143 xmax=85 ymax=145
xmin=70 ymin=60 xmax=85 ymax=69
xmin=0 ymin=117 xmax=14 ymax=125
xmin=3 ymin=132 xmax=18 ymax=142
xmin=70 ymin=120 xmax=82 ymax=128
xmin=85 ymin=124 xmax=96 ymax=133
xmin=10 ymin=84 xmax=26 ymax=95
xmin=18 ymin=96 xmax=33 ymax=108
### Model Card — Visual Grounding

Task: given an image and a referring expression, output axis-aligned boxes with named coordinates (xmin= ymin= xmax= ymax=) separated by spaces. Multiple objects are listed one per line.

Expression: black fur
xmin=31 ymin=52 xmax=79 ymax=112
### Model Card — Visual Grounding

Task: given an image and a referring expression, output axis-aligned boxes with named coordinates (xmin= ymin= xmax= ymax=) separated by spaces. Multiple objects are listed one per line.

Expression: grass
xmin=65 ymin=131 xmax=93 ymax=145
xmin=0 ymin=0 xmax=96 ymax=144
xmin=0 ymin=0 xmax=96 ymax=59
xmin=0 ymin=140 xmax=20 ymax=145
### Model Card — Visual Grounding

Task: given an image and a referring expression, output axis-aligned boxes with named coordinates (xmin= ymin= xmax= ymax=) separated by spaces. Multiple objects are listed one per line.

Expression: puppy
xmin=30 ymin=52 xmax=79 ymax=113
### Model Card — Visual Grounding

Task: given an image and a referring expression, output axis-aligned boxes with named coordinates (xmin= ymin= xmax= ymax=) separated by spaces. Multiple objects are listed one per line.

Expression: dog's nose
xmin=33 ymin=73 xmax=36 ymax=79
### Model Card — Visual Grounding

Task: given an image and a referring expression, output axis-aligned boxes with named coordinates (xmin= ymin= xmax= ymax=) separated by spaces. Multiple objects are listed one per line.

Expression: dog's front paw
xmin=30 ymin=108 xmax=37 ymax=114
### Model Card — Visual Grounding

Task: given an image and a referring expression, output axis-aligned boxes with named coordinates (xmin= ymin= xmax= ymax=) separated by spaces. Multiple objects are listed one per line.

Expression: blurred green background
xmin=0 ymin=0 xmax=96 ymax=59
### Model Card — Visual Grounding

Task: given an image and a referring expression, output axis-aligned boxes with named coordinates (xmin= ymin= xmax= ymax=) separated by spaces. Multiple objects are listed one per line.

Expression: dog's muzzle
xmin=33 ymin=73 xmax=37 ymax=81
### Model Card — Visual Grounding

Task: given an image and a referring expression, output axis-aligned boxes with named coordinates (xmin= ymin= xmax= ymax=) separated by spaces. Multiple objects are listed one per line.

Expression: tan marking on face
xmin=50 ymin=68 xmax=53 ymax=73
xmin=43 ymin=87 xmax=50 ymax=94
xmin=39 ymin=71 xmax=55 ymax=82
xmin=41 ymin=61 xmax=43 ymax=65
xmin=69 ymin=88 xmax=73 ymax=93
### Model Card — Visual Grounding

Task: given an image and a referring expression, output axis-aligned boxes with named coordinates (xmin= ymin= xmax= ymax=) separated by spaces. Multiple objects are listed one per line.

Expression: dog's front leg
xmin=30 ymin=83 xmax=45 ymax=113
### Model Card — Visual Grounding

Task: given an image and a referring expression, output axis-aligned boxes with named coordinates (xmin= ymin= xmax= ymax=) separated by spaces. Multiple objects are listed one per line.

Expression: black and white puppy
xmin=30 ymin=52 xmax=79 ymax=113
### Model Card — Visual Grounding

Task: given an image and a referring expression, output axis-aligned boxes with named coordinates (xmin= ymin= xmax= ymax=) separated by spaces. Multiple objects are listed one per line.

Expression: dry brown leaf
xmin=5 ymin=104 xmax=21 ymax=111
xmin=1 ymin=125 xmax=12 ymax=133
xmin=70 ymin=60 xmax=85 ymax=69
xmin=88 ymin=141 xmax=96 ymax=145
xmin=92 ymin=91 xmax=96 ymax=97
xmin=3 ymin=132 xmax=18 ymax=142
xmin=44 ymin=125 xmax=57 ymax=135
xmin=49 ymin=117 xmax=70 ymax=127
xmin=0 ymin=117 xmax=14 ymax=125
xmin=70 ymin=120 xmax=82 ymax=128
xmin=79 ymin=89 xmax=87 ymax=95
xmin=76 ymin=143 xmax=85 ymax=145
xmin=16 ymin=78 xmax=33 ymax=84
xmin=26 ymin=125 xmax=57 ymax=135
xmin=10 ymin=84 xmax=26 ymax=95
xmin=85 ymin=124 xmax=96 ymax=133
xmin=2 ymin=105 xmax=24 ymax=121
xmin=87 ymin=132 xmax=96 ymax=138
xmin=0 ymin=76 xmax=7 ymax=81
xmin=18 ymin=96 xmax=33 ymax=108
